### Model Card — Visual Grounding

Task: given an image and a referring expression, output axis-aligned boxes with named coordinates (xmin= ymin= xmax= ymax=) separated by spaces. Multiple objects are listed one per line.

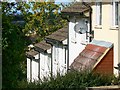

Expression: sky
xmin=6 ymin=0 xmax=74 ymax=3
xmin=55 ymin=0 xmax=74 ymax=5
xmin=55 ymin=0 xmax=74 ymax=3
xmin=6 ymin=0 xmax=75 ymax=2
xmin=5 ymin=0 xmax=75 ymax=15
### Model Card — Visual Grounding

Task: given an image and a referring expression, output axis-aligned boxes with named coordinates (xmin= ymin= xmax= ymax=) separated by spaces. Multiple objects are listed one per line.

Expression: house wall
xmin=31 ymin=54 xmax=39 ymax=82
xmin=27 ymin=54 xmax=39 ymax=82
xmin=27 ymin=52 xmax=52 ymax=82
xmin=118 ymin=2 xmax=120 ymax=73
xmin=91 ymin=3 xmax=119 ymax=75
xmin=93 ymin=47 xmax=113 ymax=75
xmin=32 ymin=59 xmax=39 ymax=82
xmin=52 ymin=43 xmax=68 ymax=77
xmin=27 ymin=58 xmax=31 ymax=82
xmin=40 ymin=52 xmax=51 ymax=80
xmin=69 ymin=17 xmax=89 ymax=67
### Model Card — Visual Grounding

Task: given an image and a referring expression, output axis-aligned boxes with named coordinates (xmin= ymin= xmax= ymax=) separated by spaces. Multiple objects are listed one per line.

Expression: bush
xmin=18 ymin=71 xmax=113 ymax=89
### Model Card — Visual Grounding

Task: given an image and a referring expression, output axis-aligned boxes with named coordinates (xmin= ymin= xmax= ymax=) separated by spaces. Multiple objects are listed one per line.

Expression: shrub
xmin=18 ymin=71 xmax=113 ymax=89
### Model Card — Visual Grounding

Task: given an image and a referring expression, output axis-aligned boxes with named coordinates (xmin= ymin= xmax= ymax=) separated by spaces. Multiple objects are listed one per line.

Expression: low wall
xmin=87 ymin=85 xmax=120 ymax=90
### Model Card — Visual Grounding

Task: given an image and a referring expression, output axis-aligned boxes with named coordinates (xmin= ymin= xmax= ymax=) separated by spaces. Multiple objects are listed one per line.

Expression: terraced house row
xmin=26 ymin=0 xmax=120 ymax=82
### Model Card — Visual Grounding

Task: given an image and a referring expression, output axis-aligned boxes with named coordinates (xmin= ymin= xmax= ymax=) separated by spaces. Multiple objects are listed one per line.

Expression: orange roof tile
xmin=70 ymin=41 xmax=113 ymax=72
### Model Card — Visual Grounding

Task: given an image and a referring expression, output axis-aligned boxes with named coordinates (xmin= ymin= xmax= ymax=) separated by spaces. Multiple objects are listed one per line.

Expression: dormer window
xmin=96 ymin=2 xmax=102 ymax=25
xmin=112 ymin=1 xmax=118 ymax=26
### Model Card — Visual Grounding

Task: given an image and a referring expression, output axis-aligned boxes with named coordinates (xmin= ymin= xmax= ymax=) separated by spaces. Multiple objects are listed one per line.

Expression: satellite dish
xmin=74 ymin=19 xmax=88 ymax=34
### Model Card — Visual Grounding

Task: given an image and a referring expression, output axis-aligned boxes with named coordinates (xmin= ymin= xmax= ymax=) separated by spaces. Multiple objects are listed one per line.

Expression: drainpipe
xmin=118 ymin=1 xmax=120 ymax=76
xmin=38 ymin=53 xmax=40 ymax=80
xmin=30 ymin=58 xmax=32 ymax=82
xmin=67 ymin=23 xmax=70 ymax=72
xmin=82 ymin=1 xmax=92 ymax=42
xmin=50 ymin=46 xmax=53 ymax=77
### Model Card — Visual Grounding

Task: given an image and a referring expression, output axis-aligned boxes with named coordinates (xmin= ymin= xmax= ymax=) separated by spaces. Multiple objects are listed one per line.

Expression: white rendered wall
xmin=27 ymin=54 xmax=39 ymax=82
xmin=69 ymin=17 xmax=89 ymax=66
xmin=52 ymin=45 xmax=59 ymax=77
xmin=27 ymin=58 xmax=31 ymax=82
xmin=27 ymin=52 xmax=52 ymax=82
xmin=52 ymin=43 xmax=68 ymax=77
xmin=40 ymin=52 xmax=51 ymax=80
xmin=58 ymin=45 xmax=67 ymax=75
xmin=31 ymin=54 xmax=39 ymax=82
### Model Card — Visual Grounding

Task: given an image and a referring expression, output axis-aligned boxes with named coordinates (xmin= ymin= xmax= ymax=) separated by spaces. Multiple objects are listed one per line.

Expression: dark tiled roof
xmin=61 ymin=2 xmax=90 ymax=14
xmin=26 ymin=49 xmax=39 ymax=59
xmin=45 ymin=26 xmax=68 ymax=42
xmin=70 ymin=43 xmax=111 ymax=71
xmin=34 ymin=41 xmax=51 ymax=52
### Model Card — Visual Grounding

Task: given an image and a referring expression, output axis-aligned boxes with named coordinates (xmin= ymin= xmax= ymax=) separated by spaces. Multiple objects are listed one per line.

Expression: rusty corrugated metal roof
xmin=45 ymin=26 xmax=68 ymax=42
xmin=70 ymin=41 xmax=113 ymax=72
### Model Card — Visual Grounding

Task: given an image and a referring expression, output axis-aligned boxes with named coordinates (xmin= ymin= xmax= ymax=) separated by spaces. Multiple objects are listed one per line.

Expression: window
xmin=112 ymin=1 xmax=118 ymax=26
xmin=96 ymin=2 xmax=102 ymax=25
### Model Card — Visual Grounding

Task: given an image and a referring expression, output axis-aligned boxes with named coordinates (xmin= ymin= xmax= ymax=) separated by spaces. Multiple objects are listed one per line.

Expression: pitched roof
xmin=45 ymin=26 xmax=68 ymax=42
xmin=26 ymin=49 xmax=39 ymax=59
xmin=61 ymin=1 xmax=114 ymax=15
xmin=70 ymin=40 xmax=113 ymax=72
xmin=34 ymin=40 xmax=51 ymax=52
xmin=61 ymin=2 xmax=90 ymax=14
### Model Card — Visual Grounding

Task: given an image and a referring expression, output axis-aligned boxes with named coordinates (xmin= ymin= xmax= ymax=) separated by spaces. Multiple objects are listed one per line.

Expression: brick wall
xmin=93 ymin=47 xmax=114 ymax=75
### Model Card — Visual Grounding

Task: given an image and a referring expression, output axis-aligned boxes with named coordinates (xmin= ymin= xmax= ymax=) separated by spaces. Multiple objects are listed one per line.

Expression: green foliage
xmin=2 ymin=1 xmax=67 ymax=88
xmin=17 ymin=71 xmax=113 ymax=89
xmin=2 ymin=22 xmax=27 ymax=88
xmin=23 ymin=2 xmax=67 ymax=40
xmin=2 ymin=2 xmax=28 ymax=88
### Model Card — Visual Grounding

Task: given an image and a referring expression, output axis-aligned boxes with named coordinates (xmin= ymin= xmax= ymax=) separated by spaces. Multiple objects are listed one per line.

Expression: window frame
xmin=112 ymin=1 xmax=119 ymax=27
xmin=95 ymin=2 xmax=102 ymax=26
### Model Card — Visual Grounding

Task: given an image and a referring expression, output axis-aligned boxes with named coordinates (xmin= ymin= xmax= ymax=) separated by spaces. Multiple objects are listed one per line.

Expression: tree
xmin=22 ymin=2 xmax=67 ymax=42
xmin=2 ymin=1 xmax=67 ymax=88
xmin=2 ymin=2 xmax=27 ymax=88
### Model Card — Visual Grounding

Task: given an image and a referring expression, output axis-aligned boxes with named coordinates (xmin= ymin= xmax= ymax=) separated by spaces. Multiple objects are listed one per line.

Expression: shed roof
xmin=70 ymin=40 xmax=113 ymax=72
xmin=45 ymin=26 xmax=68 ymax=42
xmin=34 ymin=40 xmax=51 ymax=52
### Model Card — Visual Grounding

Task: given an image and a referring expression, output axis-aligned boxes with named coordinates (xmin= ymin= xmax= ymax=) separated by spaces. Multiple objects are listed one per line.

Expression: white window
xmin=112 ymin=1 xmax=118 ymax=26
xmin=96 ymin=2 xmax=102 ymax=25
